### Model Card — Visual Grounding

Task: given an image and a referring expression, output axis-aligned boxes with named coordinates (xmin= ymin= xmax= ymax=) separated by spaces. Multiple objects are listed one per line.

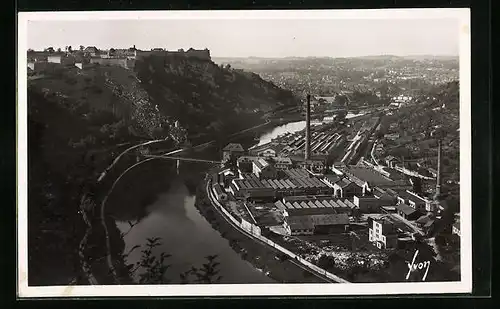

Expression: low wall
xmin=209 ymin=182 xmax=350 ymax=283
xmin=89 ymin=58 xmax=136 ymax=70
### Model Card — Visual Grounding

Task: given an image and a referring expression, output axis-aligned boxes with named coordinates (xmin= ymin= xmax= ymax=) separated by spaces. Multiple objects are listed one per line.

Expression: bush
xmin=65 ymin=77 xmax=78 ymax=85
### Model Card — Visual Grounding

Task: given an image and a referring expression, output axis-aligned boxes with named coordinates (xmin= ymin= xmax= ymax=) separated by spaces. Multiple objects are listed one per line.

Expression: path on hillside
xmin=97 ymin=119 xmax=270 ymax=183
xmin=97 ymin=139 xmax=165 ymax=182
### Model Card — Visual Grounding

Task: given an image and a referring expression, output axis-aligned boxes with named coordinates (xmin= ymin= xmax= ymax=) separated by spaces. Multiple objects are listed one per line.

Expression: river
xmin=109 ymin=114 xmax=360 ymax=284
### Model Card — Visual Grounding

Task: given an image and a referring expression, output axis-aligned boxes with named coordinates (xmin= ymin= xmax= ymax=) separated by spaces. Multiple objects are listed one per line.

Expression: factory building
xmin=353 ymin=195 xmax=395 ymax=213
xmin=222 ymin=143 xmax=245 ymax=163
xmin=276 ymin=196 xmax=357 ymax=215
xmin=332 ymin=178 xmax=363 ymax=198
xmin=275 ymin=196 xmax=354 ymax=235
xmin=236 ymin=156 xmax=256 ymax=173
xmin=284 ymin=213 xmax=350 ymax=235
xmin=271 ymin=156 xmax=293 ymax=170
xmin=213 ymin=183 xmax=228 ymax=201
xmin=252 ymin=158 xmax=277 ymax=179
xmin=229 ymin=169 xmax=334 ymax=200
xmin=335 ymin=165 xmax=412 ymax=193
xmin=275 ymin=196 xmax=351 ymax=235
xmin=368 ymin=216 xmax=399 ymax=249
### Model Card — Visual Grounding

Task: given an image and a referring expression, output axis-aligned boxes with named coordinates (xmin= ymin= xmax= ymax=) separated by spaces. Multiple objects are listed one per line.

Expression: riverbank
xmin=192 ymin=176 xmax=327 ymax=283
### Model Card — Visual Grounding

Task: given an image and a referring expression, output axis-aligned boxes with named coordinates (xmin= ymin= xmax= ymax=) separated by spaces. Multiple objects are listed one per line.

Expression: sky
xmin=26 ymin=16 xmax=461 ymax=58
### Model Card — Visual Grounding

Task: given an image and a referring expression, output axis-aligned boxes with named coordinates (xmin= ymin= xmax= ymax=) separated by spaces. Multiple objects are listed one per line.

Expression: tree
xmin=79 ymin=45 xmax=85 ymax=51
xmin=135 ymin=237 xmax=172 ymax=284
xmin=68 ymin=46 xmax=73 ymax=53
xmin=179 ymin=255 xmax=222 ymax=284
xmin=57 ymin=48 xmax=62 ymax=53
xmin=45 ymin=47 xmax=55 ymax=53
xmin=316 ymin=255 xmax=336 ymax=272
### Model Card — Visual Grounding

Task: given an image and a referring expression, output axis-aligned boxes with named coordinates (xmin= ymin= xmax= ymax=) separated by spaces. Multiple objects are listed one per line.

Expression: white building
xmin=368 ymin=217 xmax=398 ymax=249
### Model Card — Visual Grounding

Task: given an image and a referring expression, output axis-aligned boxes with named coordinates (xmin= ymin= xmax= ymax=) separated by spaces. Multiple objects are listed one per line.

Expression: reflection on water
xmin=256 ymin=121 xmax=308 ymax=146
xmin=256 ymin=113 xmax=358 ymax=147
xmin=111 ymin=162 xmax=273 ymax=284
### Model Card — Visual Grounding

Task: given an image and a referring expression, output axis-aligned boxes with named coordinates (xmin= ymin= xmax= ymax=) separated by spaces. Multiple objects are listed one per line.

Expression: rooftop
xmin=287 ymin=213 xmax=349 ymax=227
xmin=337 ymin=178 xmax=354 ymax=188
xmin=324 ymin=174 xmax=341 ymax=183
xmin=344 ymin=166 xmax=395 ymax=185
xmin=223 ymin=143 xmax=245 ymax=152
xmin=253 ymin=158 xmax=271 ymax=170
xmin=396 ymin=203 xmax=417 ymax=216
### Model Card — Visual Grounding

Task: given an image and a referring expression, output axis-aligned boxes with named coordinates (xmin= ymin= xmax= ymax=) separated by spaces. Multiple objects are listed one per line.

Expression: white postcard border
xmin=17 ymin=8 xmax=472 ymax=297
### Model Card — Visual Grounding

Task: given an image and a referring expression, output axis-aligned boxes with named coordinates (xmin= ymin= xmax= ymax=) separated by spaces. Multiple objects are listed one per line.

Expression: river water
xmin=109 ymin=115 xmax=359 ymax=284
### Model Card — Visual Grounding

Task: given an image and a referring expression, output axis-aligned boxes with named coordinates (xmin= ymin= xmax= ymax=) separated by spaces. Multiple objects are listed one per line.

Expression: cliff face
xmin=134 ymin=54 xmax=299 ymax=141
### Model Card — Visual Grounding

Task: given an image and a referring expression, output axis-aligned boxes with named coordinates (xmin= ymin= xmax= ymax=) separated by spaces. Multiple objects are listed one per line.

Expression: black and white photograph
xmin=17 ymin=9 xmax=471 ymax=297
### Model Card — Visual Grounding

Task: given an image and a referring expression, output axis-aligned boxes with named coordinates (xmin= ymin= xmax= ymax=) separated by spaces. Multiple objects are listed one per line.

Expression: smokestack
xmin=305 ymin=94 xmax=311 ymax=160
xmin=434 ymin=139 xmax=442 ymax=200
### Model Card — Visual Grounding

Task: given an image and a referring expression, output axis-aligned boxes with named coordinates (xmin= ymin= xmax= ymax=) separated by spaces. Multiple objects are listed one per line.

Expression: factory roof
xmin=337 ymin=178 xmax=355 ymax=188
xmin=324 ymin=174 xmax=341 ymax=184
xmin=287 ymin=207 xmax=337 ymax=216
xmin=213 ymin=184 xmax=225 ymax=196
xmin=274 ymin=200 xmax=287 ymax=211
xmin=223 ymin=143 xmax=244 ymax=152
xmin=336 ymin=199 xmax=349 ymax=209
xmin=396 ymin=203 xmax=417 ymax=215
xmin=344 ymin=166 xmax=396 ymax=186
xmin=237 ymin=156 xmax=259 ymax=163
xmin=343 ymin=199 xmax=358 ymax=209
xmin=288 ymin=213 xmax=349 ymax=228
xmin=253 ymin=158 xmax=271 ymax=170
xmin=314 ymin=200 xmax=325 ymax=208
xmin=273 ymin=156 xmax=293 ymax=165
xmin=288 ymin=219 xmax=314 ymax=230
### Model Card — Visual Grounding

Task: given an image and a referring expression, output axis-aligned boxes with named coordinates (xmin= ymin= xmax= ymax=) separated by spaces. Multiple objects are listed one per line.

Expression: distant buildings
xmin=27 ymin=46 xmax=212 ymax=72
xmin=389 ymin=95 xmax=413 ymax=108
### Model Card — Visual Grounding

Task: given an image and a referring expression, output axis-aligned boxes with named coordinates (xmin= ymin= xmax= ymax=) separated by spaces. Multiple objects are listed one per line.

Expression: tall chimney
xmin=305 ymin=94 xmax=311 ymax=160
xmin=434 ymin=139 xmax=442 ymax=200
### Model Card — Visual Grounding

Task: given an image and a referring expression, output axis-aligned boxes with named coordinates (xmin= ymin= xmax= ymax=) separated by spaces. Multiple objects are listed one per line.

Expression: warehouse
xmin=283 ymin=213 xmax=350 ymax=235
xmin=275 ymin=196 xmax=357 ymax=217
xmin=229 ymin=171 xmax=334 ymax=200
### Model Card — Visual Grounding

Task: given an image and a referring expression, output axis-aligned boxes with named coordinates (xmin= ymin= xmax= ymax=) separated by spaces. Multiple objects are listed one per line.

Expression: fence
xmin=209 ymin=183 xmax=350 ymax=283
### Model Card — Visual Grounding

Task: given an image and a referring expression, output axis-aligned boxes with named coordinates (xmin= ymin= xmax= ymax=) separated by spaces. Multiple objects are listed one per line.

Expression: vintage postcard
xmin=17 ymin=8 xmax=471 ymax=297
